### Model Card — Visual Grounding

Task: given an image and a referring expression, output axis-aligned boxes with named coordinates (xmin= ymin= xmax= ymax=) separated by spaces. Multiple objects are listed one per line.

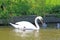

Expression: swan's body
xmin=10 ymin=16 xmax=43 ymax=30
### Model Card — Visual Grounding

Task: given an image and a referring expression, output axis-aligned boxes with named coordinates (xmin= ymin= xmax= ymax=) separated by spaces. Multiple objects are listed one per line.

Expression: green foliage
xmin=0 ymin=0 xmax=60 ymax=19
xmin=48 ymin=5 xmax=60 ymax=17
xmin=49 ymin=5 xmax=60 ymax=14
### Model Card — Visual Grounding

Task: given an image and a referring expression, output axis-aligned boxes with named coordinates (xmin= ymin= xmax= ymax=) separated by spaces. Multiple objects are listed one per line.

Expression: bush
xmin=0 ymin=0 xmax=60 ymax=19
xmin=49 ymin=5 xmax=60 ymax=14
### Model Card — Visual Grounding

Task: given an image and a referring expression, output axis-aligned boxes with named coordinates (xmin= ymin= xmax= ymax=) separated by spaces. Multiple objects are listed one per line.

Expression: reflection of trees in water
xmin=13 ymin=29 xmax=40 ymax=40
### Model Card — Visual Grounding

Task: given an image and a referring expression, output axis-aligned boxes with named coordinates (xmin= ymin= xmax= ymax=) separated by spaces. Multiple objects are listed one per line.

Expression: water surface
xmin=0 ymin=26 xmax=60 ymax=40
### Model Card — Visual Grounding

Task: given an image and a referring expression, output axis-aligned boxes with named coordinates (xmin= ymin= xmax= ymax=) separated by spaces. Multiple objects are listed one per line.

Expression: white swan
xmin=10 ymin=16 xmax=43 ymax=30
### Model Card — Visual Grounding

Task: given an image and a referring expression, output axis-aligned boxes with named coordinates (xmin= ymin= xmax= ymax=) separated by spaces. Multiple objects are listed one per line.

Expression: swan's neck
xmin=35 ymin=18 xmax=40 ymax=29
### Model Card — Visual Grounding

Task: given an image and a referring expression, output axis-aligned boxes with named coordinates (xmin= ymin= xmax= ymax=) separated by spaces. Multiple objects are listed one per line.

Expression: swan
xmin=10 ymin=16 xmax=43 ymax=30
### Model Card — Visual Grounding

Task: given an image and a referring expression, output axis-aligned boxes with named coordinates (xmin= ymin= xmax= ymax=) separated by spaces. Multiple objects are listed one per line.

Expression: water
xmin=0 ymin=26 xmax=60 ymax=40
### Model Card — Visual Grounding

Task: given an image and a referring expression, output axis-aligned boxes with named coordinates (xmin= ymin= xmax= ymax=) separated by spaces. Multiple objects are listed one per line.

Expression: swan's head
xmin=36 ymin=16 xmax=43 ymax=24
xmin=36 ymin=16 xmax=43 ymax=20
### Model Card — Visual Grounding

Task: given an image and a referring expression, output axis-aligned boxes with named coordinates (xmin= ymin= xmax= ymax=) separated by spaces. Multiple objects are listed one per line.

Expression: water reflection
xmin=12 ymin=29 xmax=40 ymax=40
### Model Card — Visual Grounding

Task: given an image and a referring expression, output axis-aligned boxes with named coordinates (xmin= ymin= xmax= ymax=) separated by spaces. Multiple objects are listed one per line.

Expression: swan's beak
xmin=40 ymin=19 xmax=44 ymax=24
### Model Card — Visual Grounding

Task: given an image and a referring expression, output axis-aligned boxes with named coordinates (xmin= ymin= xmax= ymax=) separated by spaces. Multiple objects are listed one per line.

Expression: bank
xmin=0 ymin=15 xmax=60 ymax=28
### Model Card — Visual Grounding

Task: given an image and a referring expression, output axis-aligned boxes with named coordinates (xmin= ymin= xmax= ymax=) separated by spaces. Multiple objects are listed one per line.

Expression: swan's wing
xmin=15 ymin=21 xmax=36 ymax=29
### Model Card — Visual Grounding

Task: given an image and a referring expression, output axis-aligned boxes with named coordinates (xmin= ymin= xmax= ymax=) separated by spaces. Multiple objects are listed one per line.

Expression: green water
xmin=0 ymin=26 xmax=60 ymax=40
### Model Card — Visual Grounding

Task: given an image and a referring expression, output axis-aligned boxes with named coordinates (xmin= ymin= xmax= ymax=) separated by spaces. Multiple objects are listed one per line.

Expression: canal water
xmin=0 ymin=26 xmax=60 ymax=40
